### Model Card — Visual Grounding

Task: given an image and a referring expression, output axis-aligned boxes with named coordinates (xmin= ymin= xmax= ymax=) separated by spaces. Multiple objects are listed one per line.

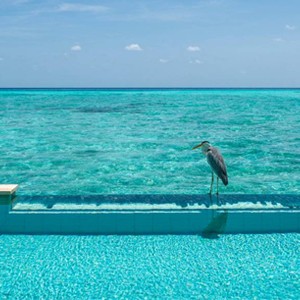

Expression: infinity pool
xmin=1 ymin=89 xmax=299 ymax=298
xmin=0 ymin=234 xmax=299 ymax=299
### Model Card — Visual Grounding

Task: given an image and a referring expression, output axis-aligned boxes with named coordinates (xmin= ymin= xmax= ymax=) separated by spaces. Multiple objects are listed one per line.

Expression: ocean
xmin=0 ymin=88 xmax=299 ymax=195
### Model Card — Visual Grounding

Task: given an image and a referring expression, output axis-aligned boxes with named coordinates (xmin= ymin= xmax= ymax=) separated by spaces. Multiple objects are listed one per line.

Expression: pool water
xmin=0 ymin=88 xmax=299 ymax=195
xmin=0 ymin=234 xmax=299 ymax=299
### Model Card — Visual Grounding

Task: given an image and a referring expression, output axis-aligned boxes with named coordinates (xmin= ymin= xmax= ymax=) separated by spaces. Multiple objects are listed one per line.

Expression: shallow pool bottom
xmin=0 ymin=234 xmax=299 ymax=299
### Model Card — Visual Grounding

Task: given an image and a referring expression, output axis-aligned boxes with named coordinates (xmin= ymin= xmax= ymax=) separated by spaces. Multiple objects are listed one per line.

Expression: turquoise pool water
xmin=0 ymin=234 xmax=299 ymax=299
xmin=0 ymin=88 xmax=299 ymax=195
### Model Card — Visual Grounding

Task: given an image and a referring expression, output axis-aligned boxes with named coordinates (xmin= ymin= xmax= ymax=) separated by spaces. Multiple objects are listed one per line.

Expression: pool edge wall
xmin=1 ymin=209 xmax=299 ymax=235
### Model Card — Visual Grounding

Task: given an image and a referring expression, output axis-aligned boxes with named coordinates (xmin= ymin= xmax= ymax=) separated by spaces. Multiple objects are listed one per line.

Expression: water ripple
xmin=0 ymin=89 xmax=299 ymax=195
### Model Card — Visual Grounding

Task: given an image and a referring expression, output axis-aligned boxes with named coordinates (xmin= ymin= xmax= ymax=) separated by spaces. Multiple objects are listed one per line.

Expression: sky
xmin=0 ymin=0 xmax=300 ymax=87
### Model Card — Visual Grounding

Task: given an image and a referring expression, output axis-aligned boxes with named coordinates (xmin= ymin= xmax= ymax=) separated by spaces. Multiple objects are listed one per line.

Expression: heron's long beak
xmin=192 ymin=142 xmax=203 ymax=150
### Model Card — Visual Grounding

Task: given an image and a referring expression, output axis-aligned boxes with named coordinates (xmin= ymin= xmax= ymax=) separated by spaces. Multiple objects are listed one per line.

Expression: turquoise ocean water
xmin=0 ymin=88 xmax=299 ymax=195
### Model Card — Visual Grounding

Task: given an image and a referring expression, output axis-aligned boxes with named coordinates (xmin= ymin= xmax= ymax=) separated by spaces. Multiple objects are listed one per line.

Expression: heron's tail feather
xmin=221 ymin=175 xmax=228 ymax=186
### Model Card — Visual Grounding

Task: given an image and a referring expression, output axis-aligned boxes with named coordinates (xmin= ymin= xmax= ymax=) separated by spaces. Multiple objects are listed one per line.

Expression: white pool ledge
xmin=0 ymin=184 xmax=18 ymax=205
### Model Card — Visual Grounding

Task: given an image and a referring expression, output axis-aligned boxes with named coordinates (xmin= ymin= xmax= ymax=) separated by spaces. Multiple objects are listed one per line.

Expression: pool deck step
xmin=0 ymin=184 xmax=18 ymax=204
xmin=0 ymin=184 xmax=18 ymax=194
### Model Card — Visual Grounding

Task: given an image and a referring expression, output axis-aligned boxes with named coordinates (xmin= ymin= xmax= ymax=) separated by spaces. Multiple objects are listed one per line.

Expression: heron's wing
xmin=207 ymin=147 xmax=228 ymax=185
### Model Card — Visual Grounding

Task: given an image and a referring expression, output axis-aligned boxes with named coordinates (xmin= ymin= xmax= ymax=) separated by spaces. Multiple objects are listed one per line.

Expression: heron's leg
xmin=216 ymin=177 xmax=219 ymax=195
xmin=209 ymin=193 xmax=213 ymax=206
xmin=209 ymin=172 xmax=214 ymax=194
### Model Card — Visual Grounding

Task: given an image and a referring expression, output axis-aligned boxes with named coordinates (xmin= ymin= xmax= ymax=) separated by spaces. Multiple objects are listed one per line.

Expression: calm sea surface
xmin=0 ymin=89 xmax=299 ymax=195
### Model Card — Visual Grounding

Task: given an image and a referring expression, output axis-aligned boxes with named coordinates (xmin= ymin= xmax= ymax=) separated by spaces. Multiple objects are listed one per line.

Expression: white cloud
xmin=273 ymin=37 xmax=284 ymax=42
xmin=285 ymin=24 xmax=296 ymax=31
xmin=187 ymin=46 xmax=200 ymax=52
xmin=189 ymin=59 xmax=203 ymax=64
xmin=159 ymin=59 xmax=168 ymax=63
xmin=71 ymin=44 xmax=81 ymax=51
xmin=125 ymin=44 xmax=143 ymax=51
xmin=58 ymin=3 xmax=108 ymax=13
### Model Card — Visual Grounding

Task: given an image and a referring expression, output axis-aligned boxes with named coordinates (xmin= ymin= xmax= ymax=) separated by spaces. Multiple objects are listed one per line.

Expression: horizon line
xmin=1 ymin=87 xmax=300 ymax=90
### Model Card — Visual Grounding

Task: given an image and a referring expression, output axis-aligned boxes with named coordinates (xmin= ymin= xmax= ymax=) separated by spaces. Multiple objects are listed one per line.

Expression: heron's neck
xmin=201 ymin=143 xmax=211 ymax=155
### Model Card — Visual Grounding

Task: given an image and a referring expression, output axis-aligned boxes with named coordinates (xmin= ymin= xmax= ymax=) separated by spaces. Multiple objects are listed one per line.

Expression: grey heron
xmin=192 ymin=141 xmax=228 ymax=194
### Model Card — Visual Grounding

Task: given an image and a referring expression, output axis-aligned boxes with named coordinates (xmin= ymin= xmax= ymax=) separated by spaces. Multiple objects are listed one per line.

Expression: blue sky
xmin=0 ymin=0 xmax=299 ymax=87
